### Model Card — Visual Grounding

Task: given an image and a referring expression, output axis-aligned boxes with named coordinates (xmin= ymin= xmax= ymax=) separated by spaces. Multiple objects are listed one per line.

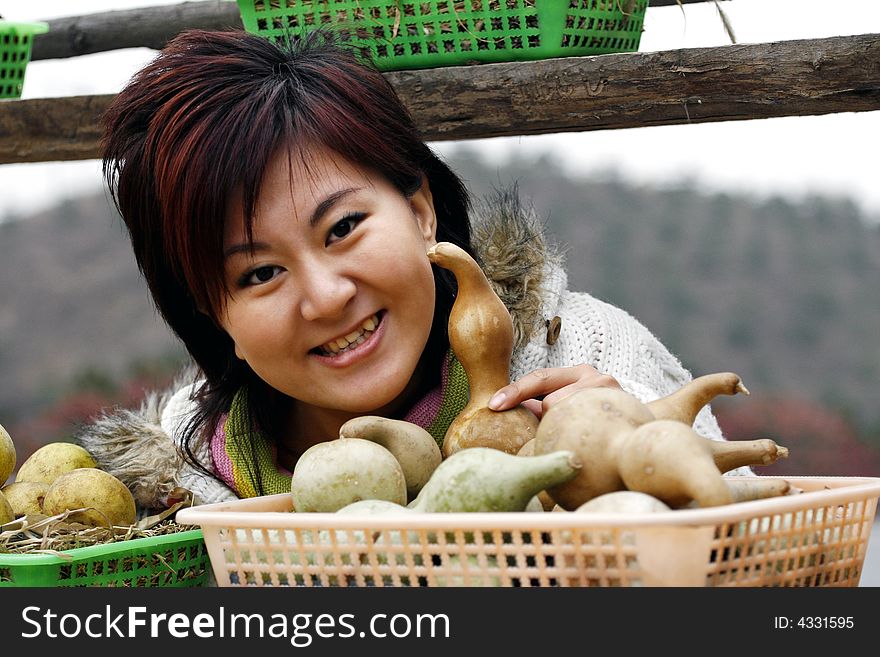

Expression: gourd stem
xmin=646 ymin=372 xmax=749 ymax=426
xmin=709 ymin=438 xmax=789 ymax=473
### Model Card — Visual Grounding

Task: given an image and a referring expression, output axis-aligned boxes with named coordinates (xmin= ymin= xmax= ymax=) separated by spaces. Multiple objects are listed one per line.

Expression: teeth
xmin=319 ymin=313 xmax=380 ymax=356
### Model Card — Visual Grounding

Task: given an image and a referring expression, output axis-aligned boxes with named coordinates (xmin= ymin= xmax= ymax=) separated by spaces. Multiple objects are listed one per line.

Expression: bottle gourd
xmin=427 ymin=242 xmax=539 ymax=458
xmin=534 ymin=372 xmax=789 ymax=509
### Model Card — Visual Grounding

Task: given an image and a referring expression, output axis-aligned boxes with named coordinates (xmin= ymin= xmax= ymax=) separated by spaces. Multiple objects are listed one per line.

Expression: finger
xmin=488 ymin=366 xmax=593 ymax=411
xmin=520 ymin=398 xmax=544 ymax=419
xmin=541 ymin=374 xmax=622 ymax=411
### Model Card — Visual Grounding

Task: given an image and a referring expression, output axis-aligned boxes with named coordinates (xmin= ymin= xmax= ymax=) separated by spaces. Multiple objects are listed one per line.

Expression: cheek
xmin=221 ymin=301 xmax=289 ymax=361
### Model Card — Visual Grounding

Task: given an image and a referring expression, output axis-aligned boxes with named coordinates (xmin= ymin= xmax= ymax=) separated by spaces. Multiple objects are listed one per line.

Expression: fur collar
xmin=471 ymin=187 xmax=563 ymax=351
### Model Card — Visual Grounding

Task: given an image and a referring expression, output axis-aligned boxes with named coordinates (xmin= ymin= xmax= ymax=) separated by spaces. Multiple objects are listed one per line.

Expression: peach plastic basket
xmin=176 ymin=476 xmax=880 ymax=587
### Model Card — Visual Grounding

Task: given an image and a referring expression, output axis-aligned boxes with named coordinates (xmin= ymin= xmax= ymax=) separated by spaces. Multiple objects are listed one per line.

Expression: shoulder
xmin=512 ymin=265 xmax=665 ymax=367
xmin=160 ymin=379 xmax=202 ymax=442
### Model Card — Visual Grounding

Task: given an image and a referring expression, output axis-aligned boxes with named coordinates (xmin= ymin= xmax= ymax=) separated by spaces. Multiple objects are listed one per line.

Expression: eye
xmin=327 ymin=212 xmax=366 ymax=245
xmin=239 ymin=265 xmax=283 ymax=287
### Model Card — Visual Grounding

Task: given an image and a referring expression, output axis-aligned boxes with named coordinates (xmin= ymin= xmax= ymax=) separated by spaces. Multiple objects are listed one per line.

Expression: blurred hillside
xmin=1 ymin=149 xmax=879 ymax=475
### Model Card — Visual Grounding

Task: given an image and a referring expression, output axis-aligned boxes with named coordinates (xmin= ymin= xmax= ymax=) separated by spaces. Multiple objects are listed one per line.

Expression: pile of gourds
xmin=290 ymin=242 xmax=790 ymax=517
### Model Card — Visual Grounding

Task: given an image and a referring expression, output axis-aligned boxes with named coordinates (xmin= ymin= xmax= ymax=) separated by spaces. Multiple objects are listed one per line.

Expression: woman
xmin=81 ymin=29 xmax=735 ymax=511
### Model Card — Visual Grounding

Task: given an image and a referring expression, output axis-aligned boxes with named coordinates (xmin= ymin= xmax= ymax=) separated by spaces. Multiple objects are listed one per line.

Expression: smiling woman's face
xmin=220 ymin=145 xmax=438 ymax=423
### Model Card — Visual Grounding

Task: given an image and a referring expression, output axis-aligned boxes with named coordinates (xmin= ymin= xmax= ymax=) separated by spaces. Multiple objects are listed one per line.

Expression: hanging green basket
xmin=0 ymin=21 xmax=48 ymax=99
xmin=236 ymin=0 xmax=647 ymax=71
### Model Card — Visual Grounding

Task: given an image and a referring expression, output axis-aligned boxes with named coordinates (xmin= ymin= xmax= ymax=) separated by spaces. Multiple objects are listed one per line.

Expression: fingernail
xmin=488 ymin=391 xmax=506 ymax=410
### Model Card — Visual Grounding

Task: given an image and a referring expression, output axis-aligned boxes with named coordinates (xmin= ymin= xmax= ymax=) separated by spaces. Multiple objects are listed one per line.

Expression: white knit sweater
xmin=510 ymin=261 xmax=725 ymax=442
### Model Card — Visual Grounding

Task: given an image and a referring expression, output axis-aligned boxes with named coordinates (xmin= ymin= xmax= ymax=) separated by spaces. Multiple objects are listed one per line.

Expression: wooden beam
xmin=0 ymin=95 xmax=114 ymax=163
xmin=31 ymin=1 xmax=243 ymax=60
xmin=29 ymin=0 xmax=718 ymax=61
xmin=392 ymin=32 xmax=880 ymax=141
xmin=4 ymin=33 xmax=878 ymax=164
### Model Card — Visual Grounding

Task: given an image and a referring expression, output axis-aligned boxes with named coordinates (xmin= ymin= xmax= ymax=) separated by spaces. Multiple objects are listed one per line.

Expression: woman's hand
xmin=488 ymin=364 xmax=621 ymax=419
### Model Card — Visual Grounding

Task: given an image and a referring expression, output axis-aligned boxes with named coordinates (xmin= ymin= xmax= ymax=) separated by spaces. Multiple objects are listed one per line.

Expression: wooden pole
xmin=4 ymin=33 xmax=879 ymax=164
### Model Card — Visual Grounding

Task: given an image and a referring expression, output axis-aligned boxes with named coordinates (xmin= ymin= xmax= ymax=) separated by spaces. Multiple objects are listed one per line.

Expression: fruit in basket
xmin=574 ymin=491 xmax=672 ymax=514
xmin=723 ymin=476 xmax=792 ymax=503
xmin=426 ymin=242 xmax=539 ymax=458
xmin=1 ymin=421 xmax=15 ymax=484
xmin=616 ymin=419 xmax=736 ymax=507
xmin=15 ymin=442 xmax=98 ymax=485
xmin=677 ymin=477 xmax=792 ymax=509
xmin=1 ymin=481 xmax=48 ymax=517
xmin=645 ymin=371 xmax=749 ymax=426
xmin=533 ymin=375 xmax=789 ymax=509
xmin=0 ymin=490 xmax=13 ymax=524
xmin=339 ymin=415 xmax=442 ymax=500
xmin=41 ymin=467 xmax=137 ymax=527
xmin=407 ymin=447 xmax=580 ymax=513
xmin=516 ymin=438 xmax=556 ymax=511
xmin=291 ymin=438 xmax=407 ymax=512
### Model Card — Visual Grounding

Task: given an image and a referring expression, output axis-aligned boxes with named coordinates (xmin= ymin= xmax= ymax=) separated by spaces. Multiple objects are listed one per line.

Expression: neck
xmin=279 ymin=350 xmax=440 ymax=469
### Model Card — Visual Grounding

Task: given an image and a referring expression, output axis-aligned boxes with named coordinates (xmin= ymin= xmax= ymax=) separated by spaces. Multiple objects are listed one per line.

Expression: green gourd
xmin=407 ymin=447 xmax=580 ymax=513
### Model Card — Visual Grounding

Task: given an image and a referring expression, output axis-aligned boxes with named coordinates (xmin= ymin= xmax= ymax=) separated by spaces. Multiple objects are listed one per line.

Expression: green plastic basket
xmin=236 ymin=0 xmax=647 ymax=71
xmin=0 ymin=529 xmax=210 ymax=587
xmin=0 ymin=21 xmax=48 ymax=99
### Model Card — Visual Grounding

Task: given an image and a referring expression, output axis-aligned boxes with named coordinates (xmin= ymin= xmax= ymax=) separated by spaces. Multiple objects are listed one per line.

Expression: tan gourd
xmin=15 ymin=442 xmax=97 ymax=486
xmin=723 ymin=476 xmax=792 ymax=502
xmin=534 ymin=373 xmax=789 ymax=509
xmin=41 ymin=468 xmax=137 ymax=527
xmin=615 ymin=420 xmax=735 ymax=507
xmin=426 ymin=242 xmax=539 ymax=458
xmin=339 ymin=416 xmax=442 ymax=501
xmin=290 ymin=438 xmax=407 ymax=512
xmin=574 ymin=491 xmax=672 ymax=514
xmin=646 ymin=372 xmax=748 ymax=425
xmin=680 ymin=477 xmax=792 ymax=508
xmin=1 ymin=481 xmax=48 ymax=517
xmin=0 ymin=490 xmax=13 ymax=525
xmin=0 ymin=422 xmax=15 ymax=485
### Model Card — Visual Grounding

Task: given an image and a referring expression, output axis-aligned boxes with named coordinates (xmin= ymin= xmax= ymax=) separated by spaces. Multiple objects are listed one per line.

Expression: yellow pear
xmin=42 ymin=468 xmax=136 ymax=527
xmin=0 ymin=422 xmax=15 ymax=484
xmin=0 ymin=490 xmax=13 ymax=525
xmin=1 ymin=481 xmax=49 ymax=517
xmin=15 ymin=442 xmax=97 ymax=485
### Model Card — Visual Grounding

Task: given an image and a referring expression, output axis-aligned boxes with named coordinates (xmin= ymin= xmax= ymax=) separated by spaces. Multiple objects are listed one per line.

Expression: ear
xmin=410 ymin=175 xmax=437 ymax=245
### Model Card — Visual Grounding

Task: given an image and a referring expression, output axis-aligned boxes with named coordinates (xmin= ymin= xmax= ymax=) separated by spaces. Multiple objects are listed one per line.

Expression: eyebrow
xmin=223 ymin=186 xmax=363 ymax=260
xmin=310 ymin=186 xmax=362 ymax=228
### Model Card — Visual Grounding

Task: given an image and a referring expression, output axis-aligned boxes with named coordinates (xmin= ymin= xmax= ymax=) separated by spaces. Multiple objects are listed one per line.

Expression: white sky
xmin=2 ymin=0 xmax=880 ymax=222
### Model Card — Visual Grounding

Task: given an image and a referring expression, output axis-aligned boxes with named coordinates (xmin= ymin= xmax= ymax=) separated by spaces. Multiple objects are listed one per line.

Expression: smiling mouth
xmin=313 ymin=312 xmax=383 ymax=357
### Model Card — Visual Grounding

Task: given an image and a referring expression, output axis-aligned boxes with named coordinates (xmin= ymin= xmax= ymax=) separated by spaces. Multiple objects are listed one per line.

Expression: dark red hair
xmin=101 ymin=30 xmax=472 ymax=486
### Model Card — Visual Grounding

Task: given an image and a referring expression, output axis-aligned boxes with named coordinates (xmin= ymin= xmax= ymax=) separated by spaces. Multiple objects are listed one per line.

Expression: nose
xmin=298 ymin=258 xmax=357 ymax=322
